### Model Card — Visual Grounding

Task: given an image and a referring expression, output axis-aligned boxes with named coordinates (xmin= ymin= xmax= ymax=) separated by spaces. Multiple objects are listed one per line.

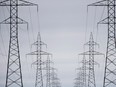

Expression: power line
xmin=29 ymin=7 xmax=35 ymax=42
xmin=27 ymin=32 xmax=50 ymax=87
xmin=89 ymin=0 xmax=116 ymax=87
xmin=0 ymin=0 xmax=38 ymax=87
xmin=79 ymin=32 xmax=103 ymax=87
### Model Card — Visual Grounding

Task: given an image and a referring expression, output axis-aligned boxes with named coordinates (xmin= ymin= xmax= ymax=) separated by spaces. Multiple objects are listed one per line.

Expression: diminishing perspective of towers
xmin=0 ymin=0 xmax=116 ymax=87
xmin=88 ymin=0 xmax=116 ymax=87
xmin=0 ymin=0 xmax=61 ymax=87
xmin=27 ymin=32 xmax=48 ymax=87
xmin=74 ymin=33 xmax=103 ymax=87
xmin=27 ymin=33 xmax=61 ymax=87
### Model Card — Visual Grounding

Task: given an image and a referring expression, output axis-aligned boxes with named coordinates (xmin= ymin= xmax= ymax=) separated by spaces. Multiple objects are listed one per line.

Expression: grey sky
xmin=0 ymin=0 xmax=108 ymax=87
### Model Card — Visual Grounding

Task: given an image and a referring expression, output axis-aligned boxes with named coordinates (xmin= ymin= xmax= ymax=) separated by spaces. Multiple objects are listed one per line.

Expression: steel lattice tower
xmin=46 ymin=55 xmax=51 ymax=87
xmin=50 ymin=68 xmax=61 ymax=87
xmin=0 ymin=0 xmax=37 ymax=87
xmin=75 ymin=45 xmax=88 ymax=87
xmin=79 ymin=55 xmax=88 ymax=87
xmin=75 ymin=55 xmax=87 ymax=87
xmin=27 ymin=32 xmax=49 ymax=87
xmin=81 ymin=55 xmax=87 ymax=87
xmin=80 ymin=33 xmax=103 ymax=87
xmin=89 ymin=0 xmax=116 ymax=87
xmin=74 ymin=71 xmax=84 ymax=87
xmin=42 ymin=55 xmax=53 ymax=87
xmin=50 ymin=68 xmax=57 ymax=87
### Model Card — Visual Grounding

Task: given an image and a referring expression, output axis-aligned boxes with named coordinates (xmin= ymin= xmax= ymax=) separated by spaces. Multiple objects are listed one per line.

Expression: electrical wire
xmin=0 ymin=7 xmax=9 ymax=64
xmin=1 ymin=7 xmax=9 ymax=55
xmin=28 ymin=6 xmax=38 ymax=66
xmin=0 ymin=26 xmax=7 ymax=57
xmin=29 ymin=7 xmax=35 ymax=42
xmin=2 ymin=7 xmax=9 ymax=35
xmin=85 ymin=6 xmax=89 ymax=44
xmin=93 ymin=6 xmax=97 ymax=35
xmin=96 ymin=6 xmax=105 ymax=43
xmin=95 ymin=0 xmax=105 ymax=42
xmin=36 ymin=0 xmax=41 ymax=33
xmin=92 ymin=6 xmax=98 ymax=50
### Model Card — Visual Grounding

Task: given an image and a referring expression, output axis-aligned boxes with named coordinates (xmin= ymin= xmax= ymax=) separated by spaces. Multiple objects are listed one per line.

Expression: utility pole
xmin=0 ymin=0 xmax=37 ymax=87
xmin=80 ymin=32 xmax=103 ymax=87
xmin=89 ymin=0 xmax=116 ymax=87
xmin=27 ymin=32 xmax=49 ymax=87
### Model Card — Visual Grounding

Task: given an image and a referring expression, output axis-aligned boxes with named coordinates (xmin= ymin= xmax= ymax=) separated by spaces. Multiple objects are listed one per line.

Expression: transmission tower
xmin=75 ymin=44 xmax=88 ymax=87
xmin=74 ymin=71 xmax=84 ymax=87
xmin=50 ymin=68 xmax=61 ymax=87
xmin=45 ymin=55 xmax=52 ymax=87
xmin=80 ymin=32 xmax=103 ymax=87
xmin=27 ymin=32 xmax=50 ymax=87
xmin=81 ymin=55 xmax=87 ymax=87
xmin=88 ymin=0 xmax=116 ymax=87
xmin=42 ymin=55 xmax=53 ymax=87
xmin=0 ymin=0 xmax=37 ymax=87
xmin=77 ymin=55 xmax=88 ymax=87
xmin=82 ymin=56 xmax=86 ymax=87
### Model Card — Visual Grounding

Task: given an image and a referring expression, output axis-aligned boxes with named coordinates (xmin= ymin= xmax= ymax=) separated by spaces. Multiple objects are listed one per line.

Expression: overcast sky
xmin=0 ymin=0 xmax=108 ymax=87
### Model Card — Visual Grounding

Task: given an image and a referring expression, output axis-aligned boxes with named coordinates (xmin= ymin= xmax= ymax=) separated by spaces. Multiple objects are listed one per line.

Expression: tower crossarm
xmin=98 ymin=17 xmax=116 ymax=24
xmin=27 ymin=51 xmax=51 ymax=55
xmin=0 ymin=17 xmax=28 ymax=24
xmin=79 ymin=51 xmax=104 ymax=55
xmin=0 ymin=0 xmax=38 ymax=6
xmin=88 ymin=0 xmax=112 ymax=6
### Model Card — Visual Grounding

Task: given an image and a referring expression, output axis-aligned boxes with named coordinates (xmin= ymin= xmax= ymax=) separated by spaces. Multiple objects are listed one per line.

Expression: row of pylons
xmin=74 ymin=33 xmax=103 ymax=87
xmin=0 ymin=0 xmax=116 ymax=87
xmin=74 ymin=0 xmax=116 ymax=87
xmin=0 ymin=0 xmax=62 ymax=87
xmin=27 ymin=32 xmax=61 ymax=87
